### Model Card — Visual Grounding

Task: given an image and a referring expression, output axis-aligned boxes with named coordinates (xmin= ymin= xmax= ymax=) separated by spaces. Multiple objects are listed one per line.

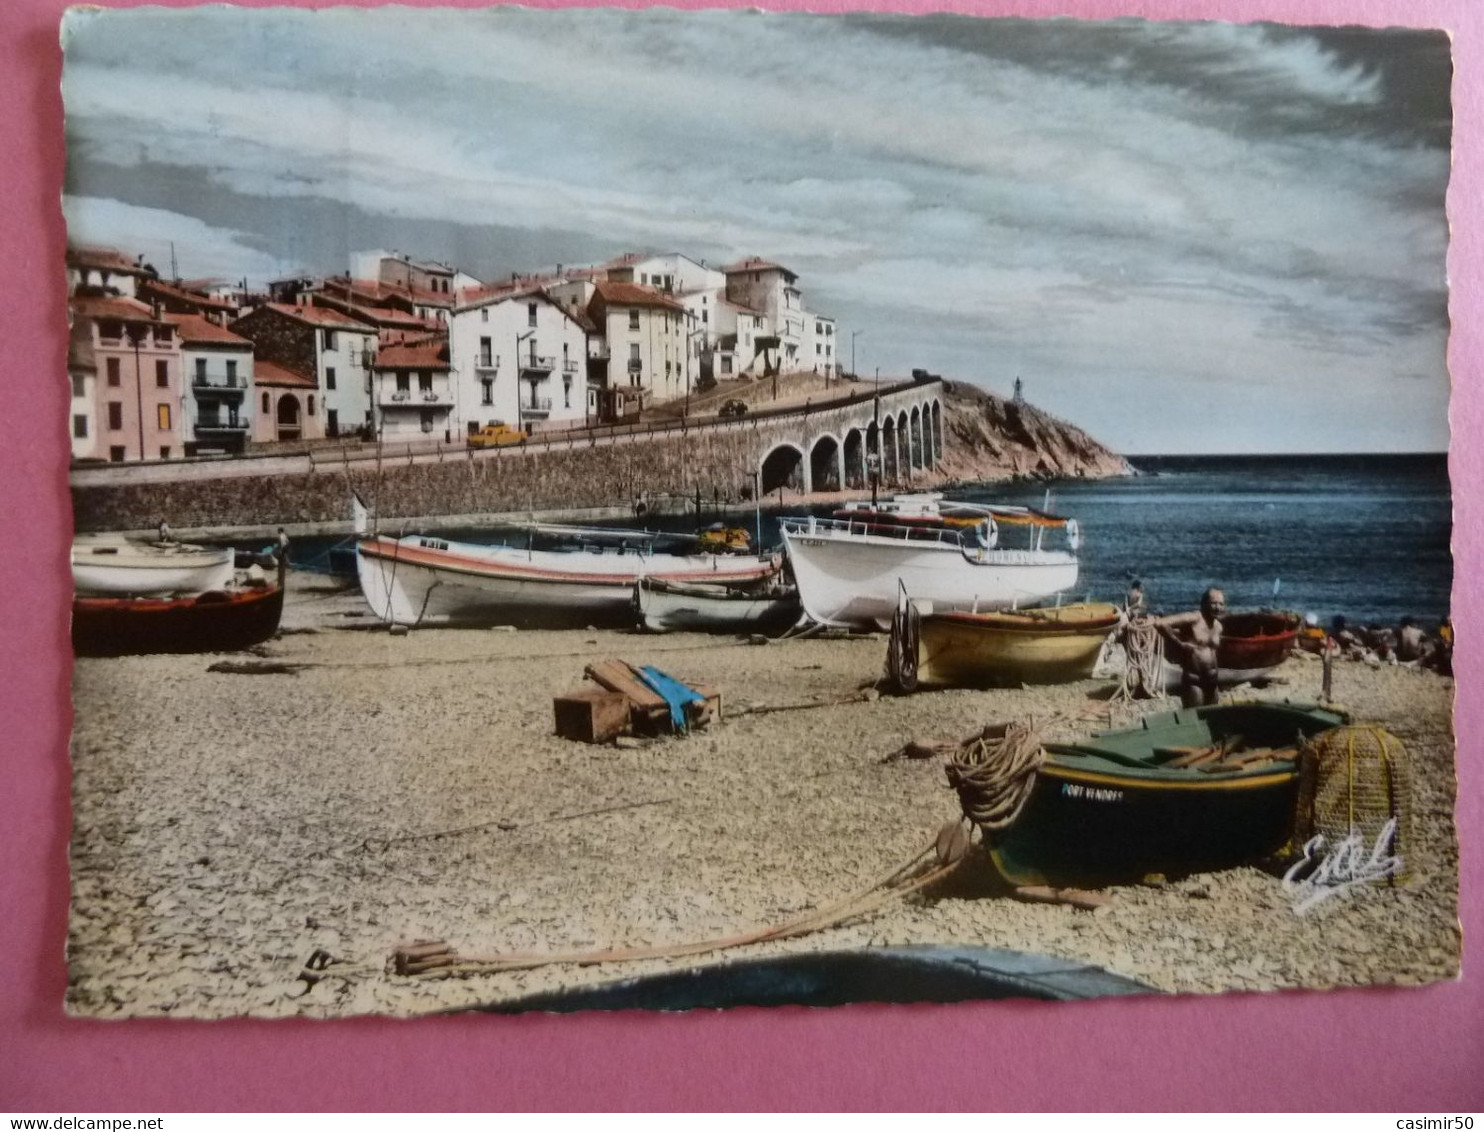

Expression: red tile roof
xmin=263 ymin=302 xmax=375 ymax=332
xmin=254 ymin=359 xmax=316 ymax=388
xmin=722 ymin=257 xmax=797 ymax=280
xmin=592 ymin=280 xmax=686 ymax=312
xmin=140 ymin=278 xmax=239 ymax=313
xmin=71 ymin=294 xmax=162 ymax=324
xmin=315 ymin=292 xmax=436 ymax=330
xmin=375 ymin=338 xmax=451 ymax=370
xmin=165 ymin=313 xmax=252 ymax=347
xmin=67 ymin=245 xmax=155 ymax=276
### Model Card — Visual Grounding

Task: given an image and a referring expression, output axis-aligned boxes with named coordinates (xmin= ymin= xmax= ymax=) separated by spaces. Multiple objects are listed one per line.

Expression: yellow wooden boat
xmin=918 ymin=602 xmax=1121 ymax=687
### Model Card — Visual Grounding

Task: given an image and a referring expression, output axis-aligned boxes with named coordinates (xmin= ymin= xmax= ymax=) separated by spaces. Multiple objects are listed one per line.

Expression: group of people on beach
xmin=1122 ymin=579 xmax=1452 ymax=710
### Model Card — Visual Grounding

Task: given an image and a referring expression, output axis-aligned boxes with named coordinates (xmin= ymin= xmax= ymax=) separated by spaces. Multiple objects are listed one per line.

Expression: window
xmin=157 ymin=403 xmax=171 ymax=430
xmin=99 ymin=320 xmax=122 ymax=342
xmin=155 ymin=360 xmax=169 ymax=388
xmin=154 ymin=326 xmax=173 ymax=345
xmin=418 ymin=372 xmax=432 ymax=393
xmin=481 ymin=308 xmax=489 ymax=323
xmin=396 ymin=373 xmax=410 ymax=393
xmin=195 ymin=358 xmax=207 ymax=382
xmin=159 ymin=447 xmax=170 ymax=460
xmin=628 ymin=310 xmax=640 ymax=331
xmin=481 ymin=379 xmax=493 ymax=405
xmin=563 ymin=380 xmax=571 ymax=409
xmin=816 ymin=344 xmax=821 ymax=355
xmin=106 ymin=358 xmax=121 ymax=386
xmin=327 ymin=409 xmax=339 ymax=437
xmin=308 ymin=395 xmax=315 ymax=416
xmin=262 ymin=392 xmax=270 ymax=413
xmin=420 ymin=410 xmax=435 ymax=434
xmin=226 ymin=359 xmax=237 ymax=383
xmin=71 ymin=374 xmax=85 ymax=398
xmin=528 ymin=302 xmax=538 ymax=328
xmin=721 ymin=357 xmax=733 ymax=375
xmin=73 ymin=414 xmax=88 ymax=439
xmin=107 ymin=402 xmax=123 ymax=430
xmin=109 ymin=446 xmax=126 ymax=462
xmin=479 ymin=337 xmax=492 ymax=366
xmin=326 ymin=366 xmax=337 ymax=391
xmin=323 ymin=329 xmax=338 ymax=351
xmin=702 ymin=310 xmax=709 ymax=325
xmin=816 ymin=322 xmax=822 ymax=334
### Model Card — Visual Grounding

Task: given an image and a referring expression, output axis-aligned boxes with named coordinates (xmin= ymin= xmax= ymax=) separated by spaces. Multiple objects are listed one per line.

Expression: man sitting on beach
xmin=1397 ymin=616 xmax=1427 ymax=663
xmin=1156 ymin=587 xmax=1225 ymax=709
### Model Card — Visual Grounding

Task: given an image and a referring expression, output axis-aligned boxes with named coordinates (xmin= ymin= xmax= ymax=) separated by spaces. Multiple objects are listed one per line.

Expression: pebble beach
xmin=66 ymin=572 xmax=1461 ymax=1019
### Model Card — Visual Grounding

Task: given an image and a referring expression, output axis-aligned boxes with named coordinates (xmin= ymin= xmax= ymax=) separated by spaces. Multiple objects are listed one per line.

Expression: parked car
xmin=467 ymin=421 xmax=528 ymax=448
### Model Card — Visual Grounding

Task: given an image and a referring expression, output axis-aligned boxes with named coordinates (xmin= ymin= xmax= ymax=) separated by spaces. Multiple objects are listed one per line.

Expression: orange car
xmin=467 ymin=422 xmax=528 ymax=448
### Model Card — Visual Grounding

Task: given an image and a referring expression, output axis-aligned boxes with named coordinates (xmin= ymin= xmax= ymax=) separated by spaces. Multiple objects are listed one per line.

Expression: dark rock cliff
xmin=928 ymin=380 xmax=1132 ymax=484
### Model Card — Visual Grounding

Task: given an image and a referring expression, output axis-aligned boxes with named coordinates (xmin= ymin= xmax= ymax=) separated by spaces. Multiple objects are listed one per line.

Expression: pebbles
xmin=64 ymin=575 xmax=1460 ymax=1017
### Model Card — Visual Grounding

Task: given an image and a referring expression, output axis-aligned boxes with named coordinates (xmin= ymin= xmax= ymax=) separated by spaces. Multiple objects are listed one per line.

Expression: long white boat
xmin=356 ymin=533 xmax=782 ymax=628
xmin=72 ymin=535 xmax=235 ymax=596
xmin=779 ymin=495 xmax=1081 ymax=629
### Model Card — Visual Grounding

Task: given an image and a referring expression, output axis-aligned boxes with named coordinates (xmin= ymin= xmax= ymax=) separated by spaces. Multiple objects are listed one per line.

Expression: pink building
xmin=71 ymin=295 xmax=184 ymax=462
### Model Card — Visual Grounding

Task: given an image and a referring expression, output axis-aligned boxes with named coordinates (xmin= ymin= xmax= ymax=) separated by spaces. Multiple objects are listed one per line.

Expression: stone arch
xmin=809 ymin=432 xmax=843 ymax=493
xmin=931 ymin=400 xmax=943 ymax=464
xmin=760 ymin=442 xmax=807 ymax=497
xmin=909 ymin=406 xmax=923 ymax=470
xmin=843 ymin=427 xmax=865 ymax=489
xmin=275 ymin=393 xmax=302 ymax=441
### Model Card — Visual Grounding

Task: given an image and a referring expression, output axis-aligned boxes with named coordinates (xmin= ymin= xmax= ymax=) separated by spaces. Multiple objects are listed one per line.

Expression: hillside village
xmin=66 ymin=246 xmax=841 ymax=463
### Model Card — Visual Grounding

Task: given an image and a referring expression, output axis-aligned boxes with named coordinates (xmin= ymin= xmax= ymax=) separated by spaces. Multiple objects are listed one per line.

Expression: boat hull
xmin=920 ymin=603 xmax=1120 ymax=687
xmin=781 ymin=526 xmax=1078 ymax=629
xmin=71 ymin=583 xmax=285 ymax=657
xmin=985 ymin=702 xmax=1347 ymax=886
xmin=72 ymin=539 xmax=235 ymax=596
xmin=356 ymin=535 xmax=780 ymax=628
xmin=1160 ymin=610 xmax=1301 ymax=691
xmin=635 ymin=579 xmax=800 ymax=634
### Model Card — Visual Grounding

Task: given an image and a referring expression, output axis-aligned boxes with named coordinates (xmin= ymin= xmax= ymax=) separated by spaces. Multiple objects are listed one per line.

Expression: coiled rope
xmin=1116 ymin=615 xmax=1165 ymax=702
xmin=943 ymin=721 xmax=1045 ymax=833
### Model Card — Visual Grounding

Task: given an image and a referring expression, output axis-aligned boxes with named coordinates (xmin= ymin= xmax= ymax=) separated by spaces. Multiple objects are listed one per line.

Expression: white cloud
xmin=61 ymin=195 xmax=290 ymax=283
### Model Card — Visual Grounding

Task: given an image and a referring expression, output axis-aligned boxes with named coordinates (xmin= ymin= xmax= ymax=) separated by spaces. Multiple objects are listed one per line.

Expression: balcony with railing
xmin=380 ymin=386 xmax=452 ymax=408
xmin=519 ymin=396 xmax=553 ymax=420
xmin=519 ymin=354 xmax=556 ymax=375
xmin=194 ymin=415 xmax=249 ymax=433
xmin=191 ymin=373 xmax=248 ymax=394
xmin=562 ymin=359 xmax=580 ymax=375
xmin=626 ymin=358 xmax=644 ymax=374
xmin=475 ymin=355 xmax=498 ymax=373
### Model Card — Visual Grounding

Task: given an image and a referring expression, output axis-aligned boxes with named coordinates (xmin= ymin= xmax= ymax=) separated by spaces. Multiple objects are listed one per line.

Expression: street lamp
xmin=851 ymin=330 xmax=863 ymax=379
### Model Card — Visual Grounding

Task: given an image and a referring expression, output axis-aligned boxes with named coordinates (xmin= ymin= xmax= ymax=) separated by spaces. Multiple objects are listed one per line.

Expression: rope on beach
xmin=391 ymin=835 xmax=965 ymax=978
xmin=1114 ymin=615 xmax=1165 ymax=702
xmin=943 ymin=721 xmax=1045 ymax=833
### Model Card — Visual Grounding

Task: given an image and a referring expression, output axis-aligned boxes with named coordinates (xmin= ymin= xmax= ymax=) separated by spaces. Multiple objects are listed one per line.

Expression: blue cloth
xmin=636 ymin=665 xmax=706 ymax=733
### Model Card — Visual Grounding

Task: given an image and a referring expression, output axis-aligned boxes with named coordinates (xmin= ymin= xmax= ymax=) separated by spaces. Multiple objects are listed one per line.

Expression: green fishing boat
xmin=985 ymin=702 xmax=1349 ymax=886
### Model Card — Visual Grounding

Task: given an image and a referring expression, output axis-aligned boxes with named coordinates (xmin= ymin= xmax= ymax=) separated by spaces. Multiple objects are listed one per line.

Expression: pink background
xmin=2 ymin=0 xmax=1478 ymax=1112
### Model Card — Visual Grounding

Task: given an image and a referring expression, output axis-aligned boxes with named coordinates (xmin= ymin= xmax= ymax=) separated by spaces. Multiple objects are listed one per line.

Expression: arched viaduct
xmin=751 ymin=380 xmax=944 ymax=497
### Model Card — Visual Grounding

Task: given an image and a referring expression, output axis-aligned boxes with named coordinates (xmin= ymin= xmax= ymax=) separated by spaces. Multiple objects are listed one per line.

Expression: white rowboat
xmin=72 ymin=536 xmax=235 ymax=596
xmin=356 ymin=534 xmax=781 ymax=628
xmin=634 ymin=577 xmax=800 ymax=634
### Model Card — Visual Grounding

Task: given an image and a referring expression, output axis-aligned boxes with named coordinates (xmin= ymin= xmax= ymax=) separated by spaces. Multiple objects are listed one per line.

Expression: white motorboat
xmin=71 ymin=535 xmax=235 ymax=596
xmin=634 ymin=577 xmax=800 ymax=634
xmin=779 ymin=495 xmax=1080 ymax=629
xmin=356 ymin=533 xmax=783 ymax=628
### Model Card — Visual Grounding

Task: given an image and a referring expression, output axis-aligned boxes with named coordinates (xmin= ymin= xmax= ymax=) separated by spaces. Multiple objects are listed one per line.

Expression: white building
xmin=348 ymin=251 xmax=465 ymax=324
xmin=448 ymin=288 xmax=592 ymax=435
xmin=723 ymin=258 xmax=823 ymax=375
xmin=168 ymin=313 xmax=255 ymax=455
xmin=66 ymin=245 xmax=156 ymax=299
xmin=806 ymin=313 xmax=838 ymax=378
xmin=371 ymin=334 xmax=455 ymax=442
xmin=583 ymin=280 xmax=690 ymax=408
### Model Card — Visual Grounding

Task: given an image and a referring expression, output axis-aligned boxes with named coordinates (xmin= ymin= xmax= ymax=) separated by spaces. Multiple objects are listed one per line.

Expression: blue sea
xmin=299 ymin=454 xmax=1453 ymax=630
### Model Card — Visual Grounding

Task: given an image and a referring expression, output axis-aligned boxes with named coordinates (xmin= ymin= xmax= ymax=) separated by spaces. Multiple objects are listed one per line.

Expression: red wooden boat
xmin=72 ymin=575 xmax=285 ymax=657
xmin=1161 ymin=609 xmax=1301 ymax=689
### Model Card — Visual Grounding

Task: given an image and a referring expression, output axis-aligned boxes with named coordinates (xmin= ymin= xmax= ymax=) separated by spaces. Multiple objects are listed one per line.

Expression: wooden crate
xmin=553 ymin=687 xmax=631 ymax=744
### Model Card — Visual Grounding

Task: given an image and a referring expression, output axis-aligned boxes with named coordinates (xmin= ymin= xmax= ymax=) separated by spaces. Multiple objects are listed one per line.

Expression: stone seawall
xmin=73 ymin=427 xmax=761 ymax=533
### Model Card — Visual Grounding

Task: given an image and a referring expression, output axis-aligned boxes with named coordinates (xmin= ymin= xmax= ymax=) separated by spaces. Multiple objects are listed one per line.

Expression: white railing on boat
xmin=779 ymin=515 xmax=968 ymax=547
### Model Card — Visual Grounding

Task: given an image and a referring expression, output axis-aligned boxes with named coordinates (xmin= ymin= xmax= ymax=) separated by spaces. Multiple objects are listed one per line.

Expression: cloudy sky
xmin=61 ymin=7 xmax=1452 ymax=453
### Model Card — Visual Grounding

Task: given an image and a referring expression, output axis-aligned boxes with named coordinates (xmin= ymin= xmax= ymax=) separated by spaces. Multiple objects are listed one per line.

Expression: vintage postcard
xmin=62 ymin=7 xmax=1457 ymax=1018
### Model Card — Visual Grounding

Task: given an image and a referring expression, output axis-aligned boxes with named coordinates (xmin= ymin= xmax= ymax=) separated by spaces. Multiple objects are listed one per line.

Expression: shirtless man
xmin=1157 ymin=588 xmax=1225 ymax=708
